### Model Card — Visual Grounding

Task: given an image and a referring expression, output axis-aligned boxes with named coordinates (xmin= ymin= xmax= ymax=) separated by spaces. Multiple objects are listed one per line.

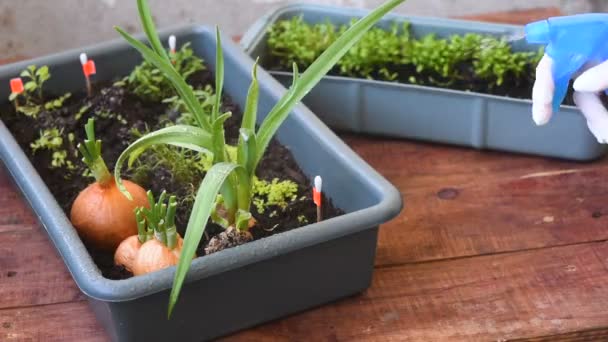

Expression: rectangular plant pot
xmin=241 ymin=3 xmax=607 ymax=161
xmin=0 ymin=25 xmax=402 ymax=341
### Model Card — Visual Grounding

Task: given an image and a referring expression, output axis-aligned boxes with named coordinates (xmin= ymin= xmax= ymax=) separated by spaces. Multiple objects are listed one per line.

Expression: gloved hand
xmin=532 ymin=54 xmax=608 ymax=143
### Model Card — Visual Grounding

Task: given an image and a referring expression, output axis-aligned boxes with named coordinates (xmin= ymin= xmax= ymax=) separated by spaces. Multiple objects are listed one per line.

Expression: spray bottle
xmin=525 ymin=14 xmax=608 ymax=113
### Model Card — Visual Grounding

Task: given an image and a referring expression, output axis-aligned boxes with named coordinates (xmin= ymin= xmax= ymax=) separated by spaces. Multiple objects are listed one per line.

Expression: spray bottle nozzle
xmin=524 ymin=14 xmax=608 ymax=112
xmin=524 ymin=20 xmax=550 ymax=44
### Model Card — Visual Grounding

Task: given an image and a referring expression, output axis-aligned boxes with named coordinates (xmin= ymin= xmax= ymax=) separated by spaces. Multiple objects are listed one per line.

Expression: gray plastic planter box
xmin=0 ymin=25 xmax=402 ymax=341
xmin=241 ymin=3 xmax=607 ymax=161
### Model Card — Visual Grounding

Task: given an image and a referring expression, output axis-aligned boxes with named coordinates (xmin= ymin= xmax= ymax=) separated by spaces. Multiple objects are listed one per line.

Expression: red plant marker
xmin=10 ymin=78 xmax=24 ymax=94
xmin=169 ymin=35 xmax=176 ymax=64
xmin=80 ymin=53 xmax=95 ymax=97
xmin=83 ymin=60 xmax=96 ymax=76
xmin=10 ymin=77 xmax=24 ymax=111
xmin=313 ymin=176 xmax=322 ymax=222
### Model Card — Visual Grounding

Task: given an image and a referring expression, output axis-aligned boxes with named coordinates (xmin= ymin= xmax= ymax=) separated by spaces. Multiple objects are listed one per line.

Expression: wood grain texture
xmin=0 ymin=165 xmax=84 ymax=311
xmin=342 ymin=135 xmax=608 ymax=266
xmin=224 ymin=242 xmax=608 ymax=341
xmin=0 ymin=301 xmax=107 ymax=342
xmin=0 ymin=166 xmax=37 ymax=229
xmin=0 ymin=223 xmax=84 ymax=310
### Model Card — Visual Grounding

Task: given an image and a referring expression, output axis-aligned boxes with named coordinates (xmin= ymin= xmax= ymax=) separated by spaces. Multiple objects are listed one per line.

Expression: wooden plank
xmin=513 ymin=327 xmax=608 ymax=341
xmin=341 ymin=137 xmax=608 ymax=265
xmin=375 ymin=166 xmax=608 ymax=265
xmin=0 ymin=300 xmax=107 ymax=342
xmin=0 ymin=164 xmax=84 ymax=310
xmin=342 ymin=135 xmax=608 ymax=192
xmin=223 ymin=242 xmax=608 ymax=342
xmin=0 ymin=166 xmax=37 ymax=228
xmin=0 ymin=223 xmax=84 ymax=309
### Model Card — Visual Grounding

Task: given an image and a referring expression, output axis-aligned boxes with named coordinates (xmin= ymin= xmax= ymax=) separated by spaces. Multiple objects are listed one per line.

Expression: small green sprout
xmin=138 ymin=190 xmax=179 ymax=249
xmin=44 ymin=93 xmax=72 ymax=111
xmin=9 ymin=65 xmax=65 ymax=118
xmin=30 ymin=128 xmax=76 ymax=170
xmin=78 ymin=118 xmax=112 ymax=186
xmin=30 ymin=128 xmax=64 ymax=153
xmin=297 ymin=215 xmax=308 ymax=224
xmin=51 ymin=150 xmax=75 ymax=169
xmin=162 ymin=85 xmax=216 ymax=125
xmin=95 ymin=110 xmax=128 ymax=125
xmin=267 ymin=16 xmax=338 ymax=70
xmin=75 ymin=103 xmax=91 ymax=121
xmin=21 ymin=65 xmax=50 ymax=101
xmin=115 ymin=42 xmax=205 ymax=102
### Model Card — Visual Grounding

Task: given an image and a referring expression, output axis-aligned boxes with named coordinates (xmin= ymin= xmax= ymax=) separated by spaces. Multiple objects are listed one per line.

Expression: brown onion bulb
xmin=114 ymin=235 xmax=143 ymax=272
xmin=132 ymin=235 xmax=193 ymax=276
xmin=70 ymin=180 xmax=148 ymax=252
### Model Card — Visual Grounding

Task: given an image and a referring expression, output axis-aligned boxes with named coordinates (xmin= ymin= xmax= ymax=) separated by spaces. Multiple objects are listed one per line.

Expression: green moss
xmin=252 ymin=177 xmax=299 ymax=214
xmin=129 ymin=127 xmax=209 ymax=186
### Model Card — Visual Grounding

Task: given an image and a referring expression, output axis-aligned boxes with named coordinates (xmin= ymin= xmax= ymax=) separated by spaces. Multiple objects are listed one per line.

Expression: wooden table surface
xmin=4 ymin=7 xmax=608 ymax=342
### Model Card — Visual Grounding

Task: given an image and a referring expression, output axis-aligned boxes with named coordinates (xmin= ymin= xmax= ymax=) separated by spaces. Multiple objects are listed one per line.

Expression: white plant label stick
xmin=313 ymin=176 xmax=323 ymax=222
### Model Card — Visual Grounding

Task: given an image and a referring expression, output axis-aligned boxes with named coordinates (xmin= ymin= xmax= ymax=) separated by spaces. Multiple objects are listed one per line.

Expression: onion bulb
xmin=114 ymin=235 xmax=143 ymax=272
xmin=115 ymin=191 xmax=194 ymax=275
xmin=132 ymin=235 xmax=187 ymax=275
xmin=69 ymin=118 xmax=148 ymax=251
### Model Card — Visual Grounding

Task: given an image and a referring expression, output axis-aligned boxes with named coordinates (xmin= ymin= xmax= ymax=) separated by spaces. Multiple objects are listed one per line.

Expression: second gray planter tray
xmin=241 ymin=3 xmax=606 ymax=161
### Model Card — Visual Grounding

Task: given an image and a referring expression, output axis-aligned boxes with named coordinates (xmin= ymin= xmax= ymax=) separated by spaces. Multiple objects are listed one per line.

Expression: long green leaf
xmin=115 ymin=26 xmax=211 ymax=131
xmin=237 ymin=128 xmax=257 ymax=177
xmin=212 ymin=27 xmax=224 ymax=122
xmin=168 ymin=162 xmax=245 ymax=317
xmin=255 ymin=0 xmax=406 ymax=164
xmin=211 ymin=112 xmax=232 ymax=163
xmin=241 ymin=59 xmax=259 ymax=131
xmin=114 ymin=125 xmax=213 ymax=199
xmin=137 ymin=0 xmax=169 ymax=61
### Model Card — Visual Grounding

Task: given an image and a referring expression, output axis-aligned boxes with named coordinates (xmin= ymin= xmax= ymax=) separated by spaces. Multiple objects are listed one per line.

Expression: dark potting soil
xmin=1 ymin=68 xmax=343 ymax=280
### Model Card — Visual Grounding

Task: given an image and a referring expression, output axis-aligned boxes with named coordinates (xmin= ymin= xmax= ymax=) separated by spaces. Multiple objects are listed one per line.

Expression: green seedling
xmin=113 ymin=0 xmax=407 ymax=317
xmin=162 ymin=84 xmax=216 ymax=125
xmin=30 ymin=128 xmax=63 ymax=153
xmin=267 ymin=15 xmax=338 ymax=70
xmin=8 ymin=65 xmax=50 ymax=118
xmin=9 ymin=66 xmax=73 ymax=117
xmin=30 ymin=128 xmax=75 ymax=170
xmin=267 ymin=18 xmax=544 ymax=89
xmin=44 ymin=93 xmax=72 ymax=111
xmin=115 ymin=42 xmax=205 ymax=102
xmin=338 ymin=20 xmax=411 ymax=80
